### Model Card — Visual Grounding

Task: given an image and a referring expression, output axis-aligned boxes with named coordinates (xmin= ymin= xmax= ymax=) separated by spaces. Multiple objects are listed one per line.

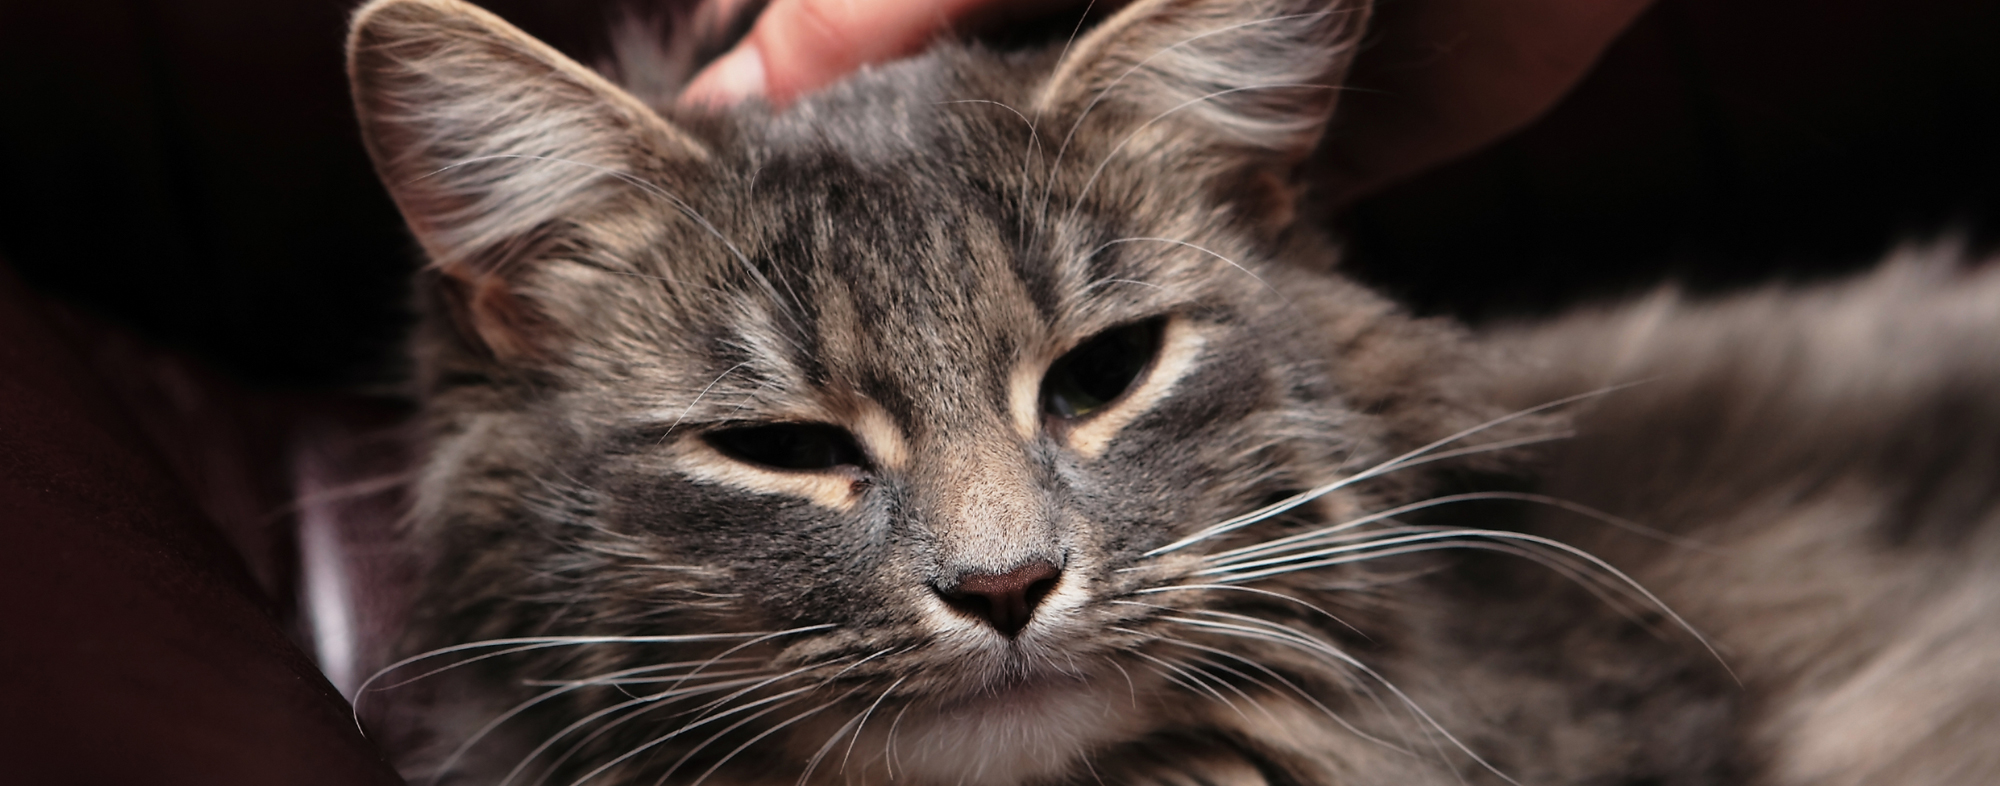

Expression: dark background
xmin=1 ymin=0 xmax=1997 ymax=386
xmin=0 ymin=3 xmax=1995 ymax=782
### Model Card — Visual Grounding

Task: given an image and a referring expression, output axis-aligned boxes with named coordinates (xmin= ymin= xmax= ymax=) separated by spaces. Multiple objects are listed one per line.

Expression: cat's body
xmin=344 ymin=0 xmax=2000 ymax=784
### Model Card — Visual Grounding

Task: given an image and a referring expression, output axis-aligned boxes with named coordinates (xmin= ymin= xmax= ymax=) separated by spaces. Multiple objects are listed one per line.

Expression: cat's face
xmin=350 ymin=0 xmax=1514 ymax=782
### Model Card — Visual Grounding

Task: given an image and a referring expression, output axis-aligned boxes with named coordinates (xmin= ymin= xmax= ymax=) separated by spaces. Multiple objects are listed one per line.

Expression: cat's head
xmin=349 ymin=0 xmax=1521 ymax=782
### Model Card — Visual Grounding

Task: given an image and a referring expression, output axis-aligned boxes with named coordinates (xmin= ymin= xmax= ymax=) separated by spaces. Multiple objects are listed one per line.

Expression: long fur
xmin=344 ymin=1 xmax=2000 ymax=784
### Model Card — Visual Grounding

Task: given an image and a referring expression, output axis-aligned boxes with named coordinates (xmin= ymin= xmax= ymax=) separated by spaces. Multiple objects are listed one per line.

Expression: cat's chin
xmin=936 ymin=669 xmax=1091 ymax=716
xmin=865 ymin=672 xmax=1150 ymax=786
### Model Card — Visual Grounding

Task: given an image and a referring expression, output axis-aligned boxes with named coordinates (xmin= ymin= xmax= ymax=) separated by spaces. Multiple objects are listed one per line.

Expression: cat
xmin=343 ymin=0 xmax=2000 ymax=784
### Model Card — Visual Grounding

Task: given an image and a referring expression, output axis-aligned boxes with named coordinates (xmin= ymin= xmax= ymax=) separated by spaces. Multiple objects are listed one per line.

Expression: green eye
xmin=1042 ymin=319 xmax=1165 ymax=419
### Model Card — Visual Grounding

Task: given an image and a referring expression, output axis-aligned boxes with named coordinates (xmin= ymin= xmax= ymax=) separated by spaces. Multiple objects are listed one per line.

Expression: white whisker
xmin=833 ymin=676 xmax=906 ymax=778
xmin=1133 ymin=583 xmax=1370 ymax=640
xmin=1194 ymin=526 xmax=1736 ymax=683
xmin=1163 ymin=613 xmax=1518 ymax=786
xmin=1199 ymin=490 xmax=1690 ymax=568
xmin=658 ymin=361 xmax=755 ymax=442
xmin=1157 ymin=636 xmax=1406 ymax=754
xmin=1172 ymin=649 xmax=1288 ymax=724
xmin=1131 ymin=650 xmax=1251 ymax=722
xmin=566 ymin=683 xmax=821 ymax=786
xmin=433 ymin=661 xmax=762 ymax=785
xmin=1103 ymin=656 xmax=1140 ymax=709
xmin=882 ymin=701 xmax=916 ymax=781
xmin=1074 ymin=236 xmax=1295 ymax=313
xmin=681 ymin=686 xmax=867 ymax=786
xmin=352 ymin=626 xmax=833 ymax=732
xmin=1133 ymin=658 xmax=1221 ymax=715
xmin=519 ymin=664 xmax=765 ymax=687
xmin=508 ymin=675 xmax=775 ymax=786
xmin=1148 ymin=383 xmax=1650 ymax=557
xmin=522 ymin=645 xmax=856 ymax=786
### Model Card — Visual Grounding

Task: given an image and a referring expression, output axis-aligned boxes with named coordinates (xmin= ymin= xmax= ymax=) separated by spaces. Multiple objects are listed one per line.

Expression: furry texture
xmin=345 ymin=1 xmax=2000 ymax=784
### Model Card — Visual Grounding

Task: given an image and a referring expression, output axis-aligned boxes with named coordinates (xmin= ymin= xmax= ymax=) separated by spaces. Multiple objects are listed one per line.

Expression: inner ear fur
xmin=1035 ymin=0 xmax=1369 ymax=171
xmin=347 ymin=0 xmax=709 ymax=358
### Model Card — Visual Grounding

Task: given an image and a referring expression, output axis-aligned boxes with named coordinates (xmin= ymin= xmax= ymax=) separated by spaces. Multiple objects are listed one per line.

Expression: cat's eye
xmin=704 ymin=423 xmax=870 ymax=472
xmin=1041 ymin=318 xmax=1165 ymax=419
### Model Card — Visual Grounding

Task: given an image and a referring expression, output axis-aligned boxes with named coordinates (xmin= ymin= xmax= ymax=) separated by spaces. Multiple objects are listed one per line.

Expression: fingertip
xmin=679 ymin=44 xmax=768 ymax=109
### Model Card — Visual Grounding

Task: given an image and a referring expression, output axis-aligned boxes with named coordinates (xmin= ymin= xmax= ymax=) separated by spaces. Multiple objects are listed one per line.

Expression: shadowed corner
xmin=0 ymin=258 xmax=410 ymax=785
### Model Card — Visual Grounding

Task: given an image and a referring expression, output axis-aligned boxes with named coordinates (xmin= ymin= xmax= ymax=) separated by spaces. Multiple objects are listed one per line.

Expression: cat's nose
xmin=934 ymin=560 xmax=1061 ymax=637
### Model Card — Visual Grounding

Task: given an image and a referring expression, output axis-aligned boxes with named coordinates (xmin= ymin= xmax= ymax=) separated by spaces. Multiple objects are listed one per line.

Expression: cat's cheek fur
xmin=350 ymin=0 xmax=2000 ymax=784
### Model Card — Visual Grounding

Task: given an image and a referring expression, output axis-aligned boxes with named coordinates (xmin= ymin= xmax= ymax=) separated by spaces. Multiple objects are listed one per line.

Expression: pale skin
xmin=680 ymin=0 xmax=1658 ymax=206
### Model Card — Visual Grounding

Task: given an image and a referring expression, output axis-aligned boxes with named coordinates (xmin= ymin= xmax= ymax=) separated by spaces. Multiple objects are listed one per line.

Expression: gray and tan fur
xmin=344 ymin=0 xmax=2000 ymax=784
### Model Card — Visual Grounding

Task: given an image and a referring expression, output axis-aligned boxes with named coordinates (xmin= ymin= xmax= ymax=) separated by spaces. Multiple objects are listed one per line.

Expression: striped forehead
xmin=789 ymin=177 xmax=1042 ymax=429
xmin=646 ymin=145 xmax=1229 ymax=435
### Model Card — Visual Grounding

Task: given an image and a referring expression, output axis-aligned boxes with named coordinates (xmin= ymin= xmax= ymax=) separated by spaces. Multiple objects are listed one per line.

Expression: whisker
xmin=1074 ymin=236 xmax=1296 ymax=314
xmin=519 ymin=664 xmax=766 ymax=687
xmin=657 ymin=361 xmax=755 ymax=443
xmin=1077 ymin=276 xmax=1168 ymax=296
xmin=1148 ymin=383 xmax=1650 ymax=557
xmin=1199 ymin=491 xmax=1659 ymax=568
xmin=565 ymin=684 xmax=822 ymax=786
xmin=1198 ymin=526 xmax=1736 ymax=682
xmin=1129 ymin=650 xmax=1249 ymax=723
xmin=682 ymin=657 xmax=855 ymax=728
xmin=1381 ymin=431 xmax=1575 ymax=471
xmin=933 ymin=98 xmax=1046 ymax=238
xmin=1134 ymin=583 xmax=1369 ymax=639
xmin=645 ymin=694 xmax=814 ymax=786
xmin=369 ymin=642 xmax=560 ymax=696
xmin=1103 ymin=656 xmax=1140 ymax=709
xmin=1159 ymin=609 xmax=1401 ymax=734
xmin=1162 ymin=613 xmax=1518 ymax=786
xmin=680 ymin=686 xmax=869 ymax=786
xmin=1176 ymin=648 xmax=1288 ymax=724
xmin=1206 ymin=538 xmax=1673 ymax=647
xmin=433 ymin=662 xmax=763 ymax=785
xmin=352 ymin=626 xmax=832 ymax=731
xmin=524 ymin=649 xmax=858 ymax=786
xmin=1038 ymin=0 xmax=1101 ymax=126
xmin=504 ymin=675 xmax=775 ymax=786
xmin=1133 ymin=659 xmax=1221 ymax=717
xmin=833 ymin=675 xmax=907 ymax=778
xmin=1155 ymin=636 xmax=1406 ymax=754
xmin=1203 ymin=490 xmax=1710 ymax=567
xmin=882 ymin=701 xmax=916 ymax=781
xmin=797 ymin=702 xmax=871 ymax=786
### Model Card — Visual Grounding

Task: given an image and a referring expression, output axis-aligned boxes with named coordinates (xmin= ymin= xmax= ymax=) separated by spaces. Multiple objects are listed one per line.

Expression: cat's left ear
xmin=1034 ymin=0 xmax=1369 ymax=207
xmin=347 ymin=0 xmax=709 ymax=358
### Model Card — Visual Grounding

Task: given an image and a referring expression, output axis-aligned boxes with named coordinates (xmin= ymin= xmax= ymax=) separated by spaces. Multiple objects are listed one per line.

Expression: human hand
xmin=680 ymin=0 xmax=1658 ymax=207
xmin=679 ymin=0 xmax=1085 ymax=109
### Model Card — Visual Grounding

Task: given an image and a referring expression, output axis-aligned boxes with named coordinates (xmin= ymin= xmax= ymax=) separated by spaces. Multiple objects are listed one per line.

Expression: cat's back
xmin=1492 ymin=252 xmax=2000 ymax=785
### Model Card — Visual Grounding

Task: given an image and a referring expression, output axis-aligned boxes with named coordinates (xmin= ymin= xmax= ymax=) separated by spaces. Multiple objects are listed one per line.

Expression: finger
xmin=682 ymin=0 xmax=991 ymax=107
xmin=1318 ymin=0 xmax=1657 ymax=206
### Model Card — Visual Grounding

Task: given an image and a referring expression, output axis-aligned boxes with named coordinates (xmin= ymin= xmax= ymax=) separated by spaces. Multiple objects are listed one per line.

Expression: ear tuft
xmin=347 ymin=0 xmax=708 ymax=358
xmin=1036 ymin=0 xmax=1370 ymax=164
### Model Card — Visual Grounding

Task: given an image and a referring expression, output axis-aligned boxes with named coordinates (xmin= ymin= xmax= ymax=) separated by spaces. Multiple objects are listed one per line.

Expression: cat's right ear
xmin=1032 ymin=0 xmax=1369 ymax=228
xmin=347 ymin=0 xmax=709 ymax=359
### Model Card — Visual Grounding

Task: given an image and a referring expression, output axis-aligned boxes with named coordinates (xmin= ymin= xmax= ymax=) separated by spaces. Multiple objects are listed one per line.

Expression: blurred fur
xmin=345 ymin=0 xmax=2000 ymax=784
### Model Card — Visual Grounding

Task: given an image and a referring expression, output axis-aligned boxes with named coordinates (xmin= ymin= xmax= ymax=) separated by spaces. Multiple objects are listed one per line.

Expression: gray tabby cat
xmin=345 ymin=0 xmax=2000 ymax=783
